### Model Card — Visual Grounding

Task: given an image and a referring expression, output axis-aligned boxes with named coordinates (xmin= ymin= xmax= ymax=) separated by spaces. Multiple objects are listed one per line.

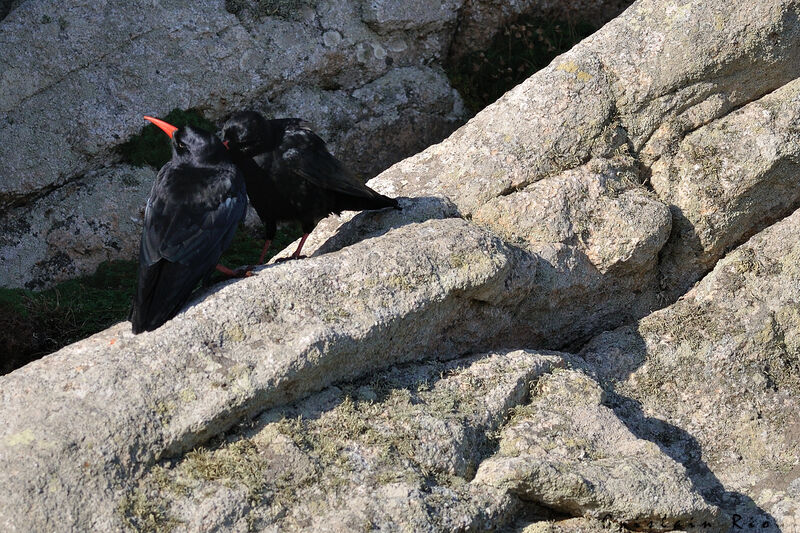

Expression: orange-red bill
xmin=222 ymin=140 xmax=230 ymax=149
xmin=143 ymin=115 xmax=179 ymax=138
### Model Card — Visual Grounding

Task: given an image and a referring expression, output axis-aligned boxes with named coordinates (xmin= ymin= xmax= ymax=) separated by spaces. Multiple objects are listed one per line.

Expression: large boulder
xmin=0 ymin=0 xmax=469 ymax=289
xmin=2 ymin=0 xmax=800 ymax=531
xmin=581 ymin=207 xmax=800 ymax=531
xmin=652 ymin=77 xmax=800 ymax=297
xmin=0 ymin=0 xmax=633 ymax=290
xmin=474 ymin=369 xmax=728 ymax=531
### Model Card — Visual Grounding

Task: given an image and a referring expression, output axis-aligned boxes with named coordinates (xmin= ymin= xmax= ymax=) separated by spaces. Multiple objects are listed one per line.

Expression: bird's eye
xmin=178 ymin=142 xmax=185 ymax=149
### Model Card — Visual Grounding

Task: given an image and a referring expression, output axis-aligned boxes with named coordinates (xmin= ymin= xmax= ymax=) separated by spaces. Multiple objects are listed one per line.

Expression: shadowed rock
xmin=474 ymin=369 xmax=729 ymax=531
xmin=582 ymin=208 xmax=800 ymax=531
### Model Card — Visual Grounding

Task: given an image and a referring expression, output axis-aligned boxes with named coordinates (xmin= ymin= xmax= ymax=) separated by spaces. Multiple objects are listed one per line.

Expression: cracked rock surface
xmin=123 ymin=350 xmax=562 ymax=532
xmin=474 ymin=369 xmax=728 ymax=531
xmin=581 ymin=207 xmax=800 ymax=532
xmin=2 ymin=0 xmax=800 ymax=531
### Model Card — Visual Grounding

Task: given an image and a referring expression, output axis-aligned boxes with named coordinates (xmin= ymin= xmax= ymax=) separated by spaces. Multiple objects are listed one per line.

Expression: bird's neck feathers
xmin=175 ymin=145 xmax=228 ymax=167
xmin=246 ymin=118 xmax=282 ymax=153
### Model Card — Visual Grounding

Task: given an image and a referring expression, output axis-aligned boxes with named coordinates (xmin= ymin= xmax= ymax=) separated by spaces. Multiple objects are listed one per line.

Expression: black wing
xmin=131 ymin=162 xmax=246 ymax=333
xmin=277 ymin=125 xmax=394 ymax=203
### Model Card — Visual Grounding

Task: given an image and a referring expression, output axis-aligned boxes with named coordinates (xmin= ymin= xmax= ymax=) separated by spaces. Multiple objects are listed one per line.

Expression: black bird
xmin=220 ymin=110 xmax=399 ymax=263
xmin=130 ymin=116 xmax=248 ymax=334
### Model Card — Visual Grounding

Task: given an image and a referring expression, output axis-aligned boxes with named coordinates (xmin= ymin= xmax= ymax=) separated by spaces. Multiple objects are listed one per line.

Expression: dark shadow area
xmin=309 ymin=195 xmax=461 ymax=258
xmin=655 ymin=204 xmax=707 ymax=301
xmin=578 ymin=331 xmax=779 ymax=532
xmin=609 ymin=389 xmax=779 ymax=532
xmin=0 ymin=0 xmax=21 ymax=22
xmin=446 ymin=14 xmax=605 ymax=115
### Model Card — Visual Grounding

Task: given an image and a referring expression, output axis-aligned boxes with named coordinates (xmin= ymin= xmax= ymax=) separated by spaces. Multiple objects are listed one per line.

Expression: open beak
xmin=143 ymin=116 xmax=179 ymax=138
xmin=222 ymin=140 xmax=230 ymax=149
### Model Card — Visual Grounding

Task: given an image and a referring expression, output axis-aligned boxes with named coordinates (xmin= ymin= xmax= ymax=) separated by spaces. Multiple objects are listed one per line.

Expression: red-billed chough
xmin=220 ymin=110 xmax=399 ymax=263
xmin=130 ymin=116 xmax=248 ymax=334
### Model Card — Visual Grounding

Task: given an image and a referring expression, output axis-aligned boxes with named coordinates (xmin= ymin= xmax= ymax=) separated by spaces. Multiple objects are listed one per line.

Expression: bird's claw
xmin=233 ymin=266 xmax=255 ymax=277
xmin=274 ymin=255 xmax=306 ymax=263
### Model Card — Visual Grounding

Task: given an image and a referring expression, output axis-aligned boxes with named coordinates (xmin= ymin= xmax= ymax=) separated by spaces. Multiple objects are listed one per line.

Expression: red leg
xmin=274 ymin=233 xmax=310 ymax=263
xmin=215 ymin=264 xmax=252 ymax=278
xmin=258 ymin=239 xmax=272 ymax=264
xmin=290 ymin=233 xmax=310 ymax=259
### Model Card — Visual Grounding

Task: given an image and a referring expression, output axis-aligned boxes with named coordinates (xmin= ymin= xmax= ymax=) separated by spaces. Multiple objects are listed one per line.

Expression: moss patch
xmin=129 ymin=356 xmax=523 ymax=528
xmin=0 ymin=260 xmax=138 ymax=374
xmin=183 ymin=440 xmax=270 ymax=502
xmin=225 ymin=0 xmax=317 ymax=20
xmin=118 ymin=108 xmax=217 ymax=168
xmin=446 ymin=16 xmax=600 ymax=114
xmin=117 ymin=486 xmax=181 ymax=532
xmin=0 ymin=224 xmax=302 ymax=375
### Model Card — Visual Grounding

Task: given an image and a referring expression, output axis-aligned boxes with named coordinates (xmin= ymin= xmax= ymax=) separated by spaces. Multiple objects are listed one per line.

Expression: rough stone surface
xmin=0 ymin=164 xmax=152 ymax=289
xmin=122 ymin=350 xmax=563 ymax=532
xmin=3 ymin=0 xmax=800 ymax=531
xmin=581 ymin=207 xmax=800 ymax=532
xmin=0 ymin=0 xmax=455 ymax=203
xmin=473 ymin=155 xmax=671 ymax=348
xmin=652 ymin=77 xmax=800 ymax=297
xmin=474 ymin=369 xmax=728 ymax=531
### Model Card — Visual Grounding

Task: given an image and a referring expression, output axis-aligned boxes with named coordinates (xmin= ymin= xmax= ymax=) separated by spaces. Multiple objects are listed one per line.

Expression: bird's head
xmin=144 ymin=116 xmax=227 ymax=165
xmin=220 ymin=110 xmax=271 ymax=155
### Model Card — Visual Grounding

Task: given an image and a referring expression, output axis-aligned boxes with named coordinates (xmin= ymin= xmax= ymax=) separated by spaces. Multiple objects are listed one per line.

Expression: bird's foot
xmin=274 ymin=255 xmax=306 ymax=263
xmin=233 ymin=266 xmax=255 ymax=277
xmin=215 ymin=264 xmax=254 ymax=278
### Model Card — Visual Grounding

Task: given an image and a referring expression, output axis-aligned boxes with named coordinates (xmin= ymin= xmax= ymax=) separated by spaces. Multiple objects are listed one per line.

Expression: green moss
xmin=688 ymin=143 xmax=724 ymax=183
xmin=183 ymin=440 xmax=269 ymax=502
xmin=0 ymin=260 xmax=138 ymax=374
xmin=118 ymin=108 xmax=217 ymax=168
xmin=446 ymin=16 xmax=600 ymax=114
xmin=154 ymin=400 xmax=176 ymax=426
xmin=129 ymin=356 xmax=533 ymax=529
xmin=225 ymin=0 xmax=316 ymax=19
xmin=117 ymin=487 xmax=181 ymax=532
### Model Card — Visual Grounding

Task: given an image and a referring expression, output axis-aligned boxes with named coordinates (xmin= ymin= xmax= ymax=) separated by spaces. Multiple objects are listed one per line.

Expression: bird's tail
xmin=335 ymin=190 xmax=399 ymax=213
xmin=130 ymin=259 xmax=200 ymax=333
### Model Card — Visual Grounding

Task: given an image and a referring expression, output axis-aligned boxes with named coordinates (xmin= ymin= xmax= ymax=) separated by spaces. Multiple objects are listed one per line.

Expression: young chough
xmin=221 ymin=110 xmax=399 ymax=263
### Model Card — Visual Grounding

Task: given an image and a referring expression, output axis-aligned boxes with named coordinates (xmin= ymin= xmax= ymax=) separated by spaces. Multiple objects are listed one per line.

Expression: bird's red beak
xmin=143 ymin=116 xmax=179 ymax=138
xmin=222 ymin=140 xmax=230 ymax=150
